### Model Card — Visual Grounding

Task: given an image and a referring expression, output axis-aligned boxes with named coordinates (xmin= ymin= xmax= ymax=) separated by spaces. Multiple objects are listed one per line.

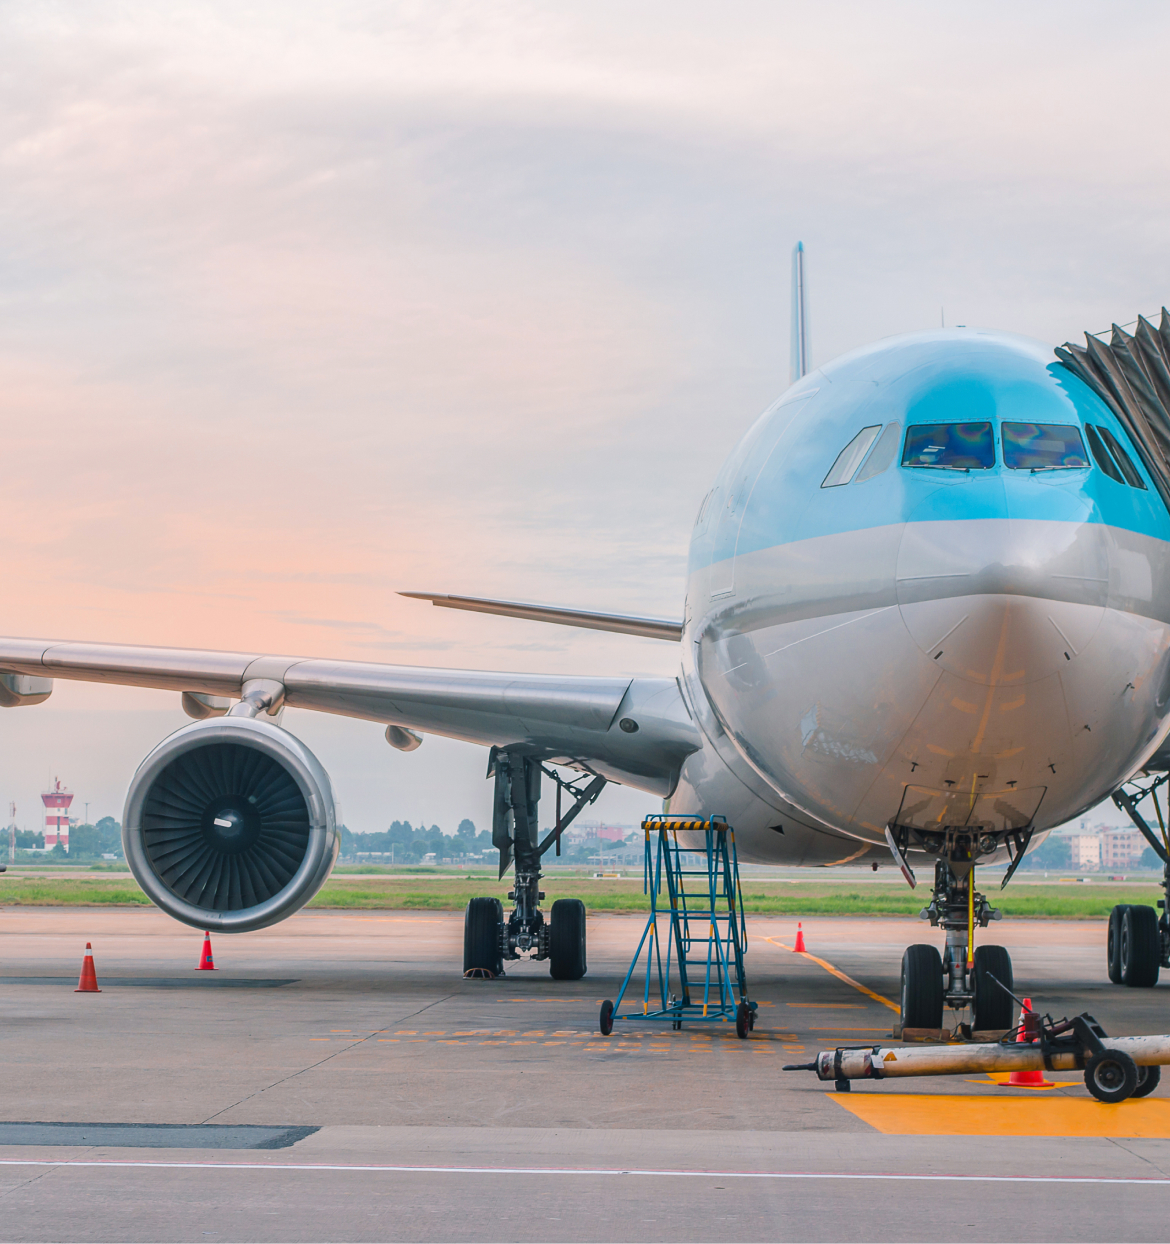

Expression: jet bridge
xmin=1056 ymin=308 xmax=1170 ymax=511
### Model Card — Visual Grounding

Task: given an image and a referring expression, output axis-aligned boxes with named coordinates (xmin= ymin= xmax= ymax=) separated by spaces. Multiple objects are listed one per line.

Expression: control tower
xmin=41 ymin=779 xmax=73 ymax=852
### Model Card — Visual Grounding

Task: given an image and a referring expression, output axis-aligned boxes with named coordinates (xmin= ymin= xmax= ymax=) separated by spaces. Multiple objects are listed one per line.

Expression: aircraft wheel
xmin=972 ymin=945 xmax=1014 ymax=1033
xmin=1084 ymin=1049 xmax=1138 ymax=1103
xmin=463 ymin=897 xmax=504 ymax=978
xmin=1107 ymin=905 xmax=1129 ymax=984
xmin=1120 ymin=905 xmax=1161 ymax=987
xmin=549 ymin=898 xmax=587 ymax=980
xmin=900 ymin=944 xmax=944 ymax=1030
xmin=1133 ymin=1064 xmax=1162 ymax=1099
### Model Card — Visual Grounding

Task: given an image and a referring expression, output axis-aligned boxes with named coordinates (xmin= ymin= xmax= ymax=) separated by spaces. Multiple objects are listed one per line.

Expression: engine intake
xmin=123 ymin=717 xmax=339 ymax=933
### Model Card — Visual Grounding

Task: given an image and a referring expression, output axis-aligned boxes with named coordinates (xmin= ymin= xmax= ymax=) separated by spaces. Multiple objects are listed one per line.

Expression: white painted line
xmin=0 ymin=1160 xmax=1166 ymax=1184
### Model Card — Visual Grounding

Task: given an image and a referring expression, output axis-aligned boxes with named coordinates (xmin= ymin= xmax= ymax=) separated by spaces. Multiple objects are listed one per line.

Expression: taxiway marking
xmin=761 ymin=936 xmax=900 ymax=1012
xmin=832 ymin=1093 xmax=1170 ymax=1137
xmin=0 ymin=1159 xmax=1167 ymax=1185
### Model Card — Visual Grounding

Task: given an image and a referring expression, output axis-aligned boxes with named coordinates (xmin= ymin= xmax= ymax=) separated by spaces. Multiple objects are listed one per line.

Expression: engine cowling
xmin=122 ymin=716 xmax=339 ymax=933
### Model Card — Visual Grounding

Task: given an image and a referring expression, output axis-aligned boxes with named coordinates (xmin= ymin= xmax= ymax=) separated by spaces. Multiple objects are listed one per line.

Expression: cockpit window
xmin=822 ymin=425 xmax=881 ymax=488
xmin=854 ymin=421 xmax=901 ymax=482
xmin=1001 ymin=422 xmax=1088 ymax=471
xmin=1097 ymin=426 xmax=1147 ymax=490
xmin=1084 ymin=424 xmax=1125 ymax=483
xmin=902 ymin=422 xmax=994 ymax=470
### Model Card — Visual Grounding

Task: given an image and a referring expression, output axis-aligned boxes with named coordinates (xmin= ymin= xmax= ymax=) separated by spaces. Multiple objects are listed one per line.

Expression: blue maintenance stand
xmin=599 ymin=815 xmax=757 ymax=1038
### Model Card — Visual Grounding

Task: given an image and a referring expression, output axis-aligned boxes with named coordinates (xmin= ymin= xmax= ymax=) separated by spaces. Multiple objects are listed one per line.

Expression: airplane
xmin=4 ymin=245 xmax=1170 ymax=1040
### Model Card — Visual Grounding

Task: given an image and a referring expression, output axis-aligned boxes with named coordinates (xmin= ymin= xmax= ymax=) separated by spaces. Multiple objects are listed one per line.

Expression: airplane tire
xmin=1084 ymin=1049 xmax=1139 ymax=1103
xmin=463 ymin=897 xmax=504 ymax=978
xmin=901 ymin=944 xmax=944 ymax=1030
xmin=971 ymin=945 xmax=1014 ymax=1033
xmin=1120 ymin=905 xmax=1161 ymax=987
xmin=549 ymin=899 xmax=587 ymax=980
xmin=1133 ymin=1064 xmax=1162 ymax=1098
xmin=1107 ymin=905 xmax=1129 ymax=984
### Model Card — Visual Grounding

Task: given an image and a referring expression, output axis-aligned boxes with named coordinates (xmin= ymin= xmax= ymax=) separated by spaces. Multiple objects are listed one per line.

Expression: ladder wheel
xmin=1133 ymin=1064 xmax=1162 ymax=1098
xmin=735 ymin=1001 xmax=751 ymax=1039
xmin=599 ymin=999 xmax=614 ymax=1036
xmin=672 ymin=1020 xmax=681 ymax=1031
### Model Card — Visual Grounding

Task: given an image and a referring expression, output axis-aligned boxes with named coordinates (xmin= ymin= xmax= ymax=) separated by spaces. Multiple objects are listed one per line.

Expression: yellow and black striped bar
xmin=640 ymin=817 xmax=733 ymax=833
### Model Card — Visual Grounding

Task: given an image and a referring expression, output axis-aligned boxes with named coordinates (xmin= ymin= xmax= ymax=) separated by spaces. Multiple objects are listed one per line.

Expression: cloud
xmin=0 ymin=1 xmax=1166 ymax=826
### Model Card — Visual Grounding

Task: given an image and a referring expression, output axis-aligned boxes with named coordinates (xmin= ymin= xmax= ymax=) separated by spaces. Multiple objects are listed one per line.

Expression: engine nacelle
xmin=122 ymin=716 xmax=339 ymax=933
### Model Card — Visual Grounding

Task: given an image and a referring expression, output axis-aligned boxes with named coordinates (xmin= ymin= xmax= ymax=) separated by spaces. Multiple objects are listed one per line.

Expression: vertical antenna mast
xmin=790 ymin=241 xmax=809 ymax=383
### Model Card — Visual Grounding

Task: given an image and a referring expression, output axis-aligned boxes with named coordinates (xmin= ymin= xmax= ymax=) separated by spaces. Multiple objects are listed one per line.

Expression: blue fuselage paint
xmin=675 ymin=329 xmax=1170 ymax=864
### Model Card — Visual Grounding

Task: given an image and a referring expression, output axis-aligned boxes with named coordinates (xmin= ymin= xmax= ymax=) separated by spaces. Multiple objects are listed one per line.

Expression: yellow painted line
xmin=762 ymin=937 xmax=899 ymax=1012
xmin=832 ymin=1094 xmax=1170 ymax=1137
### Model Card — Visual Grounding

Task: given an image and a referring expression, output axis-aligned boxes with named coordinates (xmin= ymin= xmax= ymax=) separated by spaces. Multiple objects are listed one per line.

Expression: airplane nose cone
xmin=896 ymin=476 xmax=1107 ymax=685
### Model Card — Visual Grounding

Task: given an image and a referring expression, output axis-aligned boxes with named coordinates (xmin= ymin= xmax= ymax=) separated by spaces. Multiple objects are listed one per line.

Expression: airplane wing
xmin=0 ymin=636 xmax=700 ymax=796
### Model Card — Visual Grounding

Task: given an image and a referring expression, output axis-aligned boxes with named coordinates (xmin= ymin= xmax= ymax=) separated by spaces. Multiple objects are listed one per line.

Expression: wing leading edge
xmin=0 ymin=637 xmax=700 ymax=796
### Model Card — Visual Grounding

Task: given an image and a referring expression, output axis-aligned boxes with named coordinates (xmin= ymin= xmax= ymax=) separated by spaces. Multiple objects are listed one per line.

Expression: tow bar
xmin=785 ymin=980 xmax=1167 ymax=1103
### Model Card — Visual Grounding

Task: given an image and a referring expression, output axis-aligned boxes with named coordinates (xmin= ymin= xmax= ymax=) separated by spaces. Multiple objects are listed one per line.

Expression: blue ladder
xmin=599 ymin=816 xmax=757 ymax=1037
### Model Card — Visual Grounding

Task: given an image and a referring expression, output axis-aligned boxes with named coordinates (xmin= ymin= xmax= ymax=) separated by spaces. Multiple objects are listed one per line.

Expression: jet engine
xmin=122 ymin=716 xmax=339 ymax=933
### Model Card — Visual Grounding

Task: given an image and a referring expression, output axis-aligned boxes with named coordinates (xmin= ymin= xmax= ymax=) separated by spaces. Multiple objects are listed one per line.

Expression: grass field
xmin=0 ymin=872 xmax=1160 ymax=919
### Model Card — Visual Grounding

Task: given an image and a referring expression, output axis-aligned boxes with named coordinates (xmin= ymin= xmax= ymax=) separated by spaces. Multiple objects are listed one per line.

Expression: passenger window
xmin=1001 ymin=423 xmax=1088 ymax=471
xmin=854 ymin=422 xmax=902 ymax=482
xmin=1097 ymin=427 xmax=1147 ymax=490
xmin=1084 ymin=425 xmax=1125 ymax=483
xmin=902 ymin=422 xmax=994 ymax=470
xmin=822 ymin=425 xmax=881 ymax=488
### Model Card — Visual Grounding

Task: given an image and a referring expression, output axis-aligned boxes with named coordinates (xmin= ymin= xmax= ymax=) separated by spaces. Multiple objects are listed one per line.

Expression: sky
xmin=1 ymin=1 xmax=1168 ymax=835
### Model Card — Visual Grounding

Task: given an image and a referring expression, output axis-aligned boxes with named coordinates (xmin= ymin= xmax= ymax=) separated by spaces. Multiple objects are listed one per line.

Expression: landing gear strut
xmin=888 ymin=823 xmax=1019 ymax=1036
xmin=461 ymin=748 xmax=605 ymax=980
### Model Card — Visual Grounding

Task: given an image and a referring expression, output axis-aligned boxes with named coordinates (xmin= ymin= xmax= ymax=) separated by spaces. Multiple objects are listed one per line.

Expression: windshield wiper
xmin=911 ymin=463 xmax=971 ymax=472
xmin=1030 ymin=464 xmax=1078 ymax=473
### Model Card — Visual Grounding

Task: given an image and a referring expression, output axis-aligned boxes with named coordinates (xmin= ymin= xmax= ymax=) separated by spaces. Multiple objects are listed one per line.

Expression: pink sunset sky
xmin=1 ymin=2 xmax=1167 ymax=832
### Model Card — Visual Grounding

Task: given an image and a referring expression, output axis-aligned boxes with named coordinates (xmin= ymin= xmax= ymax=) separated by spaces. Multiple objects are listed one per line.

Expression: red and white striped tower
xmin=41 ymin=779 xmax=73 ymax=852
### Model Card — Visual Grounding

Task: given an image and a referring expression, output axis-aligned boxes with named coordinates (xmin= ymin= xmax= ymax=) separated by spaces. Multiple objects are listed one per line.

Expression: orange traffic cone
xmin=1005 ymin=997 xmax=1052 ymax=1087
xmin=794 ymin=922 xmax=807 ymax=953
xmin=75 ymin=942 xmax=101 ymax=993
xmin=197 ymin=932 xmax=216 ymax=971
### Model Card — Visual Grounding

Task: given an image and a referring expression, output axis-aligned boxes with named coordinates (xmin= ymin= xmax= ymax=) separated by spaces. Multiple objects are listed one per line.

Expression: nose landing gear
xmin=896 ymin=852 xmax=1014 ymax=1037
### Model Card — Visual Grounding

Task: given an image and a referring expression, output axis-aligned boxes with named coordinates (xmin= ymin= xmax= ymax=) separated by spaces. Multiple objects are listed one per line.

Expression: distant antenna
xmin=790 ymin=241 xmax=809 ymax=383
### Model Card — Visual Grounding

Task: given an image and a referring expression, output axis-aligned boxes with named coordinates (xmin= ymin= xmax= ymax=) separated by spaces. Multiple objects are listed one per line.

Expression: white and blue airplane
xmin=4 ymin=248 xmax=1170 ymax=1035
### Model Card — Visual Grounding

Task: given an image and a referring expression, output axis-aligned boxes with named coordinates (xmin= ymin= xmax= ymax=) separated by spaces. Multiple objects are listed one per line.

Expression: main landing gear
xmin=461 ymin=749 xmax=605 ymax=981
xmin=887 ymin=822 xmax=1032 ymax=1038
xmin=1107 ymin=777 xmax=1170 ymax=987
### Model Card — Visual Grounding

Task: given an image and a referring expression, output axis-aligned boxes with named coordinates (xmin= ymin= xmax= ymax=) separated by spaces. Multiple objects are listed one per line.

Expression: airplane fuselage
xmin=670 ymin=329 xmax=1170 ymax=867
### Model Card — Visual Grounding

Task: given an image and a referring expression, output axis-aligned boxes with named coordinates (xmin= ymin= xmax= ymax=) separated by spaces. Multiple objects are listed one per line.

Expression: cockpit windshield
xmin=902 ymin=422 xmax=994 ymax=470
xmin=1002 ymin=422 xmax=1088 ymax=471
